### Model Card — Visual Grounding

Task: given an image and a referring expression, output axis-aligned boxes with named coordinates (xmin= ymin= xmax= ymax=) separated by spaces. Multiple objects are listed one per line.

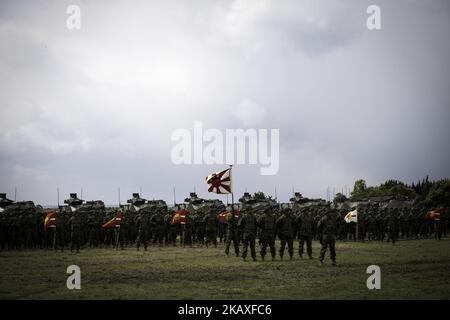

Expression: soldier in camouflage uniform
xmin=357 ymin=205 xmax=367 ymax=241
xmin=69 ymin=211 xmax=83 ymax=253
xmin=166 ymin=210 xmax=180 ymax=246
xmin=239 ymin=207 xmax=257 ymax=261
xmin=203 ymin=209 xmax=219 ymax=248
xmin=296 ymin=207 xmax=314 ymax=258
xmin=151 ymin=208 xmax=165 ymax=246
xmin=366 ymin=204 xmax=377 ymax=241
xmin=136 ymin=207 xmax=152 ymax=251
xmin=55 ymin=210 xmax=66 ymax=251
xmin=386 ymin=208 xmax=398 ymax=245
xmin=257 ymin=207 xmax=276 ymax=261
xmin=182 ymin=211 xmax=194 ymax=247
xmin=376 ymin=208 xmax=385 ymax=241
xmin=317 ymin=207 xmax=337 ymax=266
xmin=224 ymin=210 xmax=240 ymax=257
xmin=276 ymin=208 xmax=294 ymax=260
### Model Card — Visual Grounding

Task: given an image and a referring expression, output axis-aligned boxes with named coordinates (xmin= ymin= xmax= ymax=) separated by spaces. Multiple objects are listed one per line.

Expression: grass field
xmin=1 ymin=238 xmax=449 ymax=300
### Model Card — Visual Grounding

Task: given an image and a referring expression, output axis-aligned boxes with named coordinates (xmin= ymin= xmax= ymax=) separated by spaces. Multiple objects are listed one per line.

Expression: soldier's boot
xmin=252 ymin=256 xmax=256 ymax=262
xmin=332 ymin=260 xmax=337 ymax=266
xmin=289 ymin=254 xmax=293 ymax=261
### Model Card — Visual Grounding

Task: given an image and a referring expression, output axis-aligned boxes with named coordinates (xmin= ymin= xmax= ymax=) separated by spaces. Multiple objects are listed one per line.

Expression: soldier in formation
xmin=0 ymin=192 xmax=447 ymax=256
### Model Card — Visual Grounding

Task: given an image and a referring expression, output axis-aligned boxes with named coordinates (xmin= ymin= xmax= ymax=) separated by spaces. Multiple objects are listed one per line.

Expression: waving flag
xmin=219 ymin=210 xmax=240 ymax=224
xmin=44 ymin=211 xmax=57 ymax=231
xmin=102 ymin=212 xmax=123 ymax=229
xmin=219 ymin=211 xmax=228 ymax=224
xmin=426 ymin=208 xmax=442 ymax=221
xmin=344 ymin=209 xmax=358 ymax=223
xmin=206 ymin=167 xmax=232 ymax=194
xmin=172 ymin=210 xmax=189 ymax=225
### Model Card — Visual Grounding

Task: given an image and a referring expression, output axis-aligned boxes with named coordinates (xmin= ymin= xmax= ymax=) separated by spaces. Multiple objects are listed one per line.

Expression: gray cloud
xmin=1 ymin=0 xmax=449 ymax=205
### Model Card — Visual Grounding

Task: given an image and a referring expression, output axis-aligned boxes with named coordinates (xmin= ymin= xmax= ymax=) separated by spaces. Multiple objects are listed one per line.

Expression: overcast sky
xmin=1 ymin=0 xmax=449 ymax=206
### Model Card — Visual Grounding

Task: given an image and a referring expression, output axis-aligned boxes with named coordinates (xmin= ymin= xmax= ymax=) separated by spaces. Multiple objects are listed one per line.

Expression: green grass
xmin=1 ymin=239 xmax=450 ymax=299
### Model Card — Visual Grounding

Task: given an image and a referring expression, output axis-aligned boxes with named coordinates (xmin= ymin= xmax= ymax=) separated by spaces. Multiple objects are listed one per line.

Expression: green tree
xmin=350 ymin=179 xmax=367 ymax=199
xmin=425 ymin=179 xmax=450 ymax=208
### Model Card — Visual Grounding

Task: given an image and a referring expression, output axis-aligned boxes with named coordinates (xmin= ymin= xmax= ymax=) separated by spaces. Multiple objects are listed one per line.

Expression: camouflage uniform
xmin=55 ymin=211 xmax=66 ymax=251
xmin=386 ymin=209 xmax=398 ymax=244
xmin=258 ymin=210 xmax=276 ymax=260
xmin=166 ymin=212 xmax=180 ymax=246
xmin=276 ymin=208 xmax=294 ymax=260
xmin=203 ymin=211 xmax=219 ymax=248
xmin=296 ymin=208 xmax=314 ymax=258
xmin=151 ymin=211 xmax=165 ymax=245
xmin=69 ymin=212 xmax=83 ymax=253
xmin=224 ymin=212 xmax=240 ymax=256
xmin=136 ymin=209 xmax=151 ymax=251
xmin=317 ymin=208 xmax=337 ymax=265
xmin=239 ymin=209 xmax=257 ymax=261
xmin=182 ymin=213 xmax=194 ymax=247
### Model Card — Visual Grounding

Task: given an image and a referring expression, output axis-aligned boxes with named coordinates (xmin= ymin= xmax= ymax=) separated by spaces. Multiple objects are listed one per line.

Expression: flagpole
xmin=230 ymin=165 xmax=234 ymax=212
xmin=53 ymin=227 xmax=57 ymax=251
xmin=173 ymin=187 xmax=176 ymax=206
xmin=115 ymin=228 xmax=119 ymax=251
xmin=356 ymin=221 xmax=359 ymax=241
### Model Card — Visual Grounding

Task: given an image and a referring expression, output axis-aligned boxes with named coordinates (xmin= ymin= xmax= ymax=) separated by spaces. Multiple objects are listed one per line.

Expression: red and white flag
xmin=44 ymin=211 xmax=57 ymax=231
xmin=102 ymin=212 xmax=123 ymax=229
xmin=172 ymin=210 xmax=189 ymax=225
xmin=206 ymin=167 xmax=232 ymax=194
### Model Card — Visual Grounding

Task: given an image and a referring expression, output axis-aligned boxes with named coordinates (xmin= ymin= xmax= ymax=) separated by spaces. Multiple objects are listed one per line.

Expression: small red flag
xmin=102 ymin=212 xmax=123 ymax=229
xmin=219 ymin=211 xmax=228 ymax=224
xmin=44 ymin=211 xmax=57 ymax=231
xmin=172 ymin=210 xmax=189 ymax=225
xmin=426 ymin=208 xmax=442 ymax=221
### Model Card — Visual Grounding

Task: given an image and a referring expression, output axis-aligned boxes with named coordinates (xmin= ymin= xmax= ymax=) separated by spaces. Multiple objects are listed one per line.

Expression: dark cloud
xmin=1 ymin=0 xmax=449 ymax=205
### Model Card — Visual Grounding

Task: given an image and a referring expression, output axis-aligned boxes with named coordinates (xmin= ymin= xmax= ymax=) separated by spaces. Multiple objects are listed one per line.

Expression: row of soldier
xmin=0 ymin=192 xmax=447 ymax=254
